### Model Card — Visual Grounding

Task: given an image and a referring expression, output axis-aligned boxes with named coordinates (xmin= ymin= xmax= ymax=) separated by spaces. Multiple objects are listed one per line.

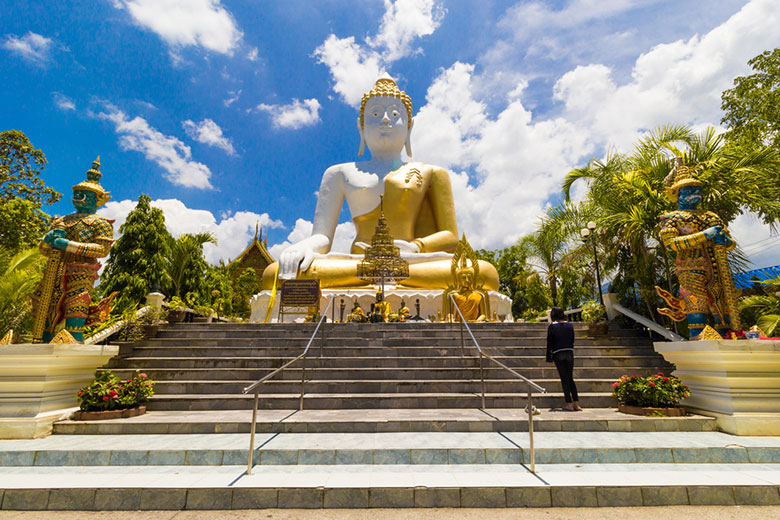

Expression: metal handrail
xmin=448 ymin=294 xmax=545 ymax=473
xmin=611 ymin=302 xmax=685 ymax=342
xmin=243 ymin=296 xmax=335 ymax=475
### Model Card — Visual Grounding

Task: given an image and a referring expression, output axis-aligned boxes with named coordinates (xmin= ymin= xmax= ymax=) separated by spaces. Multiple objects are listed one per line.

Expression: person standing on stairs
xmin=546 ymin=307 xmax=582 ymax=411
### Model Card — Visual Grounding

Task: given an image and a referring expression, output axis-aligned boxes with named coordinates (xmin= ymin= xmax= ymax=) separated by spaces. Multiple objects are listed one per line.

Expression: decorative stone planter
xmin=192 ymin=315 xmax=213 ymax=323
xmin=167 ymin=310 xmax=186 ymax=323
xmin=0 ymin=343 xmax=118 ymax=438
xmin=618 ymin=403 xmax=686 ymax=417
xmin=141 ymin=324 xmax=160 ymax=339
xmin=588 ymin=321 xmax=609 ymax=337
xmin=71 ymin=405 xmax=146 ymax=421
xmin=654 ymin=339 xmax=780 ymax=435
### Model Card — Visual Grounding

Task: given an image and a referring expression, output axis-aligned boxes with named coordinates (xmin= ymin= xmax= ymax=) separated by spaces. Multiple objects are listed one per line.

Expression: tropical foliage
xmin=0 ymin=247 xmax=45 ymax=337
xmin=739 ymin=276 xmax=780 ymax=337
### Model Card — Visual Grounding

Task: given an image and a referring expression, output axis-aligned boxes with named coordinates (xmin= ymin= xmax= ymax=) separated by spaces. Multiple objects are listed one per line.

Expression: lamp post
xmin=580 ymin=221 xmax=604 ymax=306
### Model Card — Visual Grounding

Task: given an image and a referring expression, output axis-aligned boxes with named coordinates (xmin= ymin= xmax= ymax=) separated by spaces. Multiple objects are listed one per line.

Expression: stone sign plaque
xmin=280 ymin=280 xmax=321 ymax=307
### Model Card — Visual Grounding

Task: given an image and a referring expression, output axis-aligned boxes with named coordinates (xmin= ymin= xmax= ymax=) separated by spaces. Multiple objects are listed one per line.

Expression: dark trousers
xmin=553 ymin=350 xmax=578 ymax=403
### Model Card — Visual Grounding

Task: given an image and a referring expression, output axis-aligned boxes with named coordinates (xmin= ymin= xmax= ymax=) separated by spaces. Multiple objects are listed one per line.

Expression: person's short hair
xmin=550 ymin=307 xmax=566 ymax=322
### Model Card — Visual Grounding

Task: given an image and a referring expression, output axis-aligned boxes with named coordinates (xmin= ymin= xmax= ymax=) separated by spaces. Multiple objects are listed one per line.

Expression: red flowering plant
xmin=76 ymin=369 xmax=155 ymax=412
xmin=611 ymin=372 xmax=690 ymax=408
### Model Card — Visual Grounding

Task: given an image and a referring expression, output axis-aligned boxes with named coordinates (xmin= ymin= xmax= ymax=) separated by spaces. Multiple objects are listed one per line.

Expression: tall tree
xmin=98 ymin=194 xmax=171 ymax=311
xmin=721 ymin=48 xmax=780 ymax=152
xmin=0 ymin=130 xmax=62 ymax=253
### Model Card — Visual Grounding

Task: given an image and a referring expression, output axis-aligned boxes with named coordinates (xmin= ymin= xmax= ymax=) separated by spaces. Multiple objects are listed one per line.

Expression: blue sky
xmin=2 ymin=0 xmax=779 ymax=268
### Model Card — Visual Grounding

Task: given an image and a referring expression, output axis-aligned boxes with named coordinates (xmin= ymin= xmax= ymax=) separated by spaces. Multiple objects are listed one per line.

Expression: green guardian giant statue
xmin=31 ymin=158 xmax=115 ymax=343
xmin=655 ymin=157 xmax=741 ymax=339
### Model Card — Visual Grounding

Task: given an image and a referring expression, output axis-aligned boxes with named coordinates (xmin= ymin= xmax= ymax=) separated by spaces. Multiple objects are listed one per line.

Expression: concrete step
xmin=111 ymin=355 xmax=670 ymax=369
xmin=133 ymin=338 xmax=653 ymax=348
xmin=52 ymin=408 xmax=717 ymax=435
xmin=145 ymin=378 xmax=618 ymax=395
xmin=106 ymin=366 xmax=672 ymax=381
xmin=3 ymin=431 xmax=775 ymax=468
xmin=3 ymin=465 xmax=780 ymax=510
xmin=145 ymin=392 xmax=619 ymax=410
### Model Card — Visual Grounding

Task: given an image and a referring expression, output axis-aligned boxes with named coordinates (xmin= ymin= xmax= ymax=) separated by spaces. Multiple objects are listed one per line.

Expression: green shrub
xmin=581 ymin=300 xmax=606 ymax=323
xmin=76 ymin=369 xmax=155 ymax=411
xmin=611 ymin=372 xmax=690 ymax=408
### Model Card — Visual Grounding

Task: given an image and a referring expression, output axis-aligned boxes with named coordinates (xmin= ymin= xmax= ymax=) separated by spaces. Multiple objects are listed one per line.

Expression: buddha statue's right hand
xmin=279 ymin=245 xmax=314 ymax=280
xmin=278 ymin=234 xmax=331 ymax=279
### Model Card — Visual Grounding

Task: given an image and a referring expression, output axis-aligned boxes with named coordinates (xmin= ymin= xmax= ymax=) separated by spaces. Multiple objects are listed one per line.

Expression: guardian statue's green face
xmin=72 ymin=189 xmax=97 ymax=214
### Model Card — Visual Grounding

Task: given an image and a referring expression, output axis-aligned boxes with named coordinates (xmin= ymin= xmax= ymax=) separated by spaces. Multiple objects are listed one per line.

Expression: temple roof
xmin=229 ymin=223 xmax=275 ymax=273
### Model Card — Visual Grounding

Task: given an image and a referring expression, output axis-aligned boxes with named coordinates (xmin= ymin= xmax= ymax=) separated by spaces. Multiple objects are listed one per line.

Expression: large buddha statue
xmin=261 ymin=77 xmax=499 ymax=292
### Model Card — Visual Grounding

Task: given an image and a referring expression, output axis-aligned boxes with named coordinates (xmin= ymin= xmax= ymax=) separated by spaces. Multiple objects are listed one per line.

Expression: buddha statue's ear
xmin=405 ymin=118 xmax=414 ymax=158
xmin=357 ymin=117 xmax=366 ymax=158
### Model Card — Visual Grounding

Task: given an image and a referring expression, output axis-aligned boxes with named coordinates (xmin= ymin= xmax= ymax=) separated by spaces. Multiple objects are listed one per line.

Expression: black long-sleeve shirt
xmin=546 ymin=321 xmax=575 ymax=362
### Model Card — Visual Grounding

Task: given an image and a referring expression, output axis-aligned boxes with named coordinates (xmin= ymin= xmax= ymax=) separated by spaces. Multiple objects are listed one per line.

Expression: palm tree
xmin=518 ymin=210 xmax=571 ymax=305
xmin=0 ymin=247 xmax=44 ymax=336
xmin=165 ymin=232 xmax=217 ymax=298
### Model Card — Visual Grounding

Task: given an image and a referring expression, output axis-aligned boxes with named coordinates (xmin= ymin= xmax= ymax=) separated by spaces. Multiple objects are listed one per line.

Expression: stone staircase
xmin=8 ymin=321 xmax=780 ymax=511
xmin=100 ymin=321 xmax=673 ymax=413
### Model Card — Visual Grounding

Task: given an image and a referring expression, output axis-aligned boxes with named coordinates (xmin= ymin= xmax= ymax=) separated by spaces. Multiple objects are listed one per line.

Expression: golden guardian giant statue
xmin=31 ymin=158 xmax=115 ymax=343
xmin=655 ymin=157 xmax=741 ymax=339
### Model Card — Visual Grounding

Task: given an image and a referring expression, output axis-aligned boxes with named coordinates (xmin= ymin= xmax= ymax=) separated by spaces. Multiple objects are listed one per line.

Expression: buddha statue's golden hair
xmin=359 ymin=78 xmax=413 ymax=129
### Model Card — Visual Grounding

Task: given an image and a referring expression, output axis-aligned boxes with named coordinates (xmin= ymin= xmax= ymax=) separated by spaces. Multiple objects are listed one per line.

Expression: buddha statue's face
xmin=457 ymin=269 xmax=474 ymax=290
xmin=361 ymin=95 xmax=409 ymax=156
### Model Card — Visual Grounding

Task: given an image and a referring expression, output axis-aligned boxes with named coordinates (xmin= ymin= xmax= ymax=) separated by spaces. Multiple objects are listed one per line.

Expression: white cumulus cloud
xmin=257 ymin=99 xmax=321 ymax=130
xmin=113 ymin=0 xmax=242 ymax=55
xmin=96 ymin=104 xmax=214 ymax=189
xmin=367 ymin=0 xmax=445 ymax=62
xmin=552 ymin=0 xmax=780 ymax=151
xmin=182 ymin=118 xmax=236 ymax=155
xmin=2 ymin=32 xmax=53 ymax=63
xmin=99 ymin=198 xmax=284 ymax=264
xmin=313 ymin=0 xmax=444 ymax=106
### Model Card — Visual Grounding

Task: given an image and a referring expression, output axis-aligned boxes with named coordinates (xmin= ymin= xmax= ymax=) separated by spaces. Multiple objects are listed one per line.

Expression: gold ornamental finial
xmin=73 ymin=156 xmax=111 ymax=206
xmin=360 ymin=77 xmax=413 ymax=129
xmin=664 ymin=156 xmax=703 ymax=202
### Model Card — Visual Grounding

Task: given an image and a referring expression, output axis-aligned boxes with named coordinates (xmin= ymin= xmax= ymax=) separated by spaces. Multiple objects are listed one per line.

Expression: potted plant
xmin=582 ymin=300 xmax=608 ymax=336
xmin=72 ymin=369 xmax=155 ymax=420
xmin=167 ymin=296 xmax=187 ymax=323
xmin=611 ymin=372 xmax=690 ymax=416
xmin=139 ymin=306 xmax=167 ymax=338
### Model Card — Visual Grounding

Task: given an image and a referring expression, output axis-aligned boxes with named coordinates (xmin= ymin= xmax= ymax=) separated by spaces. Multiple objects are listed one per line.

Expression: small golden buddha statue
xmin=262 ymin=77 xmax=498 ymax=292
xmin=451 ymin=262 xmax=487 ymax=322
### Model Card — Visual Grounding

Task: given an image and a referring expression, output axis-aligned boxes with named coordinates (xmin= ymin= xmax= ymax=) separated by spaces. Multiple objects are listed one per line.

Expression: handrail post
xmin=479 ymin=350 xmax=486 ymax=409
xmin=247 ymin=391 xmax=259 ymax=475
xmin=299 ymin=353 xmax=306 ymax=410
xmin=527 ymin=387 xmax=535 ymax=473
xmin=459 ymin=318 xmax=465 ymax=358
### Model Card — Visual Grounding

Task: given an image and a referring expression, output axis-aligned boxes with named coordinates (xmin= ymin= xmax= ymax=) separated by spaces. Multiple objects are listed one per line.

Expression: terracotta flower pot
xmin=618 ymin=402 xmax=686 ymax=417
xmin=71 ymin=405 xmax=146 ymax=421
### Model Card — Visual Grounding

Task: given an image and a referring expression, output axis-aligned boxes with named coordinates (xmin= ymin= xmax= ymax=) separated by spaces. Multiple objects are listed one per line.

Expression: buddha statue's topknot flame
xmin=359 ymin=78 xmax=413 ymax=129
